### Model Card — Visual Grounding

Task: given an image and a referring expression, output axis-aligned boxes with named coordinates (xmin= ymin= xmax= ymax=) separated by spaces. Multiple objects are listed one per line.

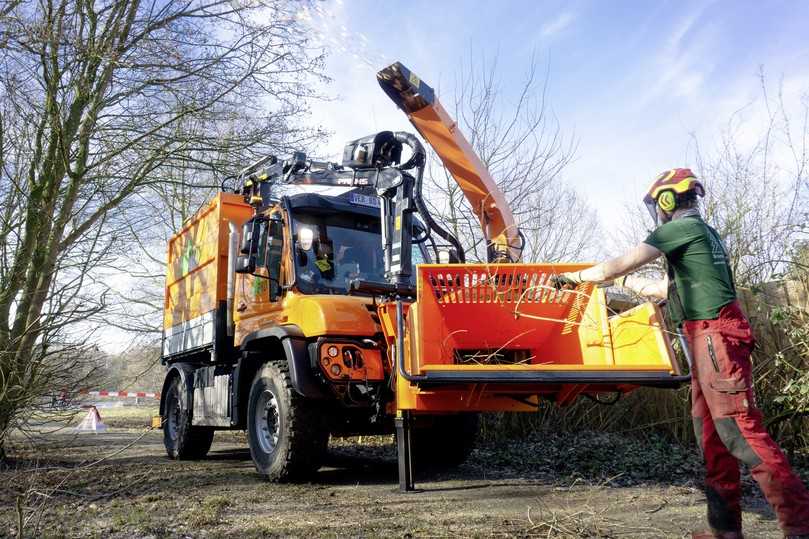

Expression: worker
xmin=334 ymin=245 xmax=362 ymax=281
xmin=553 ymin=168 xmax=809 ymax=539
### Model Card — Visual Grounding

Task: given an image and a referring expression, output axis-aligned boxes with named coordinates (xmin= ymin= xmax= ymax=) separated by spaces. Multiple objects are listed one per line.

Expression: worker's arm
xmin=563 ymin=243 xmax=669 ymax=300
xmin=579 ymin=242 xmax=662 ymax=282
xmin=620 ymin=273 xmax=669 ymax=300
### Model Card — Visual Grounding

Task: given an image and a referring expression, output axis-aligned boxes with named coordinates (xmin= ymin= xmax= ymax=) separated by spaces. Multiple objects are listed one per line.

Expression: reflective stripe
xmin=163 ymin=310 xmax=216 ymax=357
xmin=80 ymin=390 xmax=160 ymax=399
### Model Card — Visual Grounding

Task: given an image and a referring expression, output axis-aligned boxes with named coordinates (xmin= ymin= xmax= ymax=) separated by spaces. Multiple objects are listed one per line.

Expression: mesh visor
xmin=643 ymin=195 xmax=659 ymax=226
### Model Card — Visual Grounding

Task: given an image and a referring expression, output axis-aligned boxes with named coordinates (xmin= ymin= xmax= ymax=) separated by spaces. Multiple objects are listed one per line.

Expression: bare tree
xmin=692 ymin=74 xmax=809 ymax=285
xmin=611 ymin=74 xmax=809 ymax=290
xmin=424 ymin=51 xmax=601 ymax=263
xmin=0 ymin=0 xmax=325 ymax=458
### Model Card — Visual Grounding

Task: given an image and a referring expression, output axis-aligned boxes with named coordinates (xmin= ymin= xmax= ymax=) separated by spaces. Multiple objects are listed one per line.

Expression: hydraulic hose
xmin=393 ymin=132 xmax=466 ymax=263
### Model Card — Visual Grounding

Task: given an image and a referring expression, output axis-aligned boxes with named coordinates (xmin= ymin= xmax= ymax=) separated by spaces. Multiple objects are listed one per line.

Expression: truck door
xmin=235 ymin=213 xmax=287 ymax=335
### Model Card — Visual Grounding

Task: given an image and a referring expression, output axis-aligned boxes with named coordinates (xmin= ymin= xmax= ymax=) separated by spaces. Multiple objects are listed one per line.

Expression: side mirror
xmin=235 ymin=254 xmax=256 ymax=274
xmin=267 ymin=217 xmax=284 ymax=301
xmin=240 ymin=219 xmax=258 ymax=254
xmin=236 ymin=217 xmax=266 ymax=274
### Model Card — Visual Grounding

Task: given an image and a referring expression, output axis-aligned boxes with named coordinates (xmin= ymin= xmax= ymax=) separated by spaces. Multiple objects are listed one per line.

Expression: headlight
xmin=327 ymin=346 xmax=339 ymax=358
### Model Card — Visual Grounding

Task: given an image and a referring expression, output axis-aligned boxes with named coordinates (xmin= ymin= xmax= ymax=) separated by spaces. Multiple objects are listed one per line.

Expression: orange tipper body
xmin=379 ymin=264 xmax=680 ymax=412
xmin=163 ymin=193 xmax=253 ymax=356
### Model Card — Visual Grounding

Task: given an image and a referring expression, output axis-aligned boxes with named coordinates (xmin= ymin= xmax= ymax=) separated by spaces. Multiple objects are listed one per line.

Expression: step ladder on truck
xmin=157 ymin=61 xmax=689 ymax=490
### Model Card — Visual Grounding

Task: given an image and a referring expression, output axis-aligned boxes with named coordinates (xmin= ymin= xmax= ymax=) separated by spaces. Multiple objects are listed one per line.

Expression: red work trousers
xmin=684 ymin=301 xmax=809 ymax=535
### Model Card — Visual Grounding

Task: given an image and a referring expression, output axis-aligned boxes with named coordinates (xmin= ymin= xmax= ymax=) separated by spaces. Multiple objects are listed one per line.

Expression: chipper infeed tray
xmin=381 ymin=263 xmax=688 ymax=490
xmin=382 ymin=263 xmax=686 ymax=412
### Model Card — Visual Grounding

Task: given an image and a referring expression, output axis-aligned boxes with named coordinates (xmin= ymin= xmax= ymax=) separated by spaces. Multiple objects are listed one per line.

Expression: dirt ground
xmin=0 ymin=406 xmax=790 ymax=538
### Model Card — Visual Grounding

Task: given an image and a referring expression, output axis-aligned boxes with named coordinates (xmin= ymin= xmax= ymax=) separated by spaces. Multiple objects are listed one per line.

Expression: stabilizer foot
xmin=395 ymin=411 xmax=415 ymax=492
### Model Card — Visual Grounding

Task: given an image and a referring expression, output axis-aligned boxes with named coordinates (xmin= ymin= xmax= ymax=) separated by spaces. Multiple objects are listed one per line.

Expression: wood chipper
xmin=157 ymin=61 xmax=688 ymax=491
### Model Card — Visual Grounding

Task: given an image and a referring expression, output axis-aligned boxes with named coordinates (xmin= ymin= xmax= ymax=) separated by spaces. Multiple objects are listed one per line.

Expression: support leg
xmin=395 ymin=411 xmax=414 ymax=492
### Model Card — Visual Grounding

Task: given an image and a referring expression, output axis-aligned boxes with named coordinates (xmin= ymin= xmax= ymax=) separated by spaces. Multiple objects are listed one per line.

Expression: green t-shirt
xmin=643 ymin=216 xmax=736 ymax=326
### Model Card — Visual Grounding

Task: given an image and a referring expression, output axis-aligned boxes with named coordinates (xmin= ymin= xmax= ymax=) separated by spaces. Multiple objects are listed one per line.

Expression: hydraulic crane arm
xmin=377 ymin=62 xmax=522 ymax=262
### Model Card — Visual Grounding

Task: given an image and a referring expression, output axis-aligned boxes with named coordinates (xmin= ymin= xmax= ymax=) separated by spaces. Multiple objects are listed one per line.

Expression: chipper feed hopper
xmin=380 ymin=264 xmax=684 ymax=489
xmin=158 ymin=61 xmax=688 ymax=492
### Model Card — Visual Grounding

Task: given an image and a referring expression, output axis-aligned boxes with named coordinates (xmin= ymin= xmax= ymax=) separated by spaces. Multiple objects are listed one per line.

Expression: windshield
xmin=293 ymin=212 xmax=387 ymax=294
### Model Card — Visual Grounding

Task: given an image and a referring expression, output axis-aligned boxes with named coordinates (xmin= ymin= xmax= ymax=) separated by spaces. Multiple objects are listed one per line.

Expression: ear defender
xmin=657 ymin=190 xmax=676 ymax=212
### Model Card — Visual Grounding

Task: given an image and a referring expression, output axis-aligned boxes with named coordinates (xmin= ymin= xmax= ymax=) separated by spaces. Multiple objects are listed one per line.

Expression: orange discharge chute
xmin=377 ymin=62 xmax=521 ymax=262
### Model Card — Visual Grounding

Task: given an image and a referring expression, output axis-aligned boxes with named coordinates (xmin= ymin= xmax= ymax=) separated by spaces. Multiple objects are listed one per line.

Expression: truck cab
xmin=234 ymin=190 xmax=429 ymax=417
xmin=159 ymin=185 xmax=457 ymax=480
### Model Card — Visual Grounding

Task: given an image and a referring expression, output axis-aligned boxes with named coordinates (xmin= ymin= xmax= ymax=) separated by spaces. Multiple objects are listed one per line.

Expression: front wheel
xmin=246 ymin=362 xmax=329 ymax=481
xmin=163 ymin=375 xmax=214 ymax=460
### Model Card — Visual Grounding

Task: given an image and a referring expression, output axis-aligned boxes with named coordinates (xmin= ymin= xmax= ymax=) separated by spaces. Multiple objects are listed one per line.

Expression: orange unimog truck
xmin=159 ymin=62 xmax=687 ymax=490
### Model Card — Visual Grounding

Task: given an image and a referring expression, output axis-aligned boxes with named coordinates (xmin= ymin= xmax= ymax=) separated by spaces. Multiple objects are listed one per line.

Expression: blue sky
xmin=303 ymin=0 xmax=809 ymax=232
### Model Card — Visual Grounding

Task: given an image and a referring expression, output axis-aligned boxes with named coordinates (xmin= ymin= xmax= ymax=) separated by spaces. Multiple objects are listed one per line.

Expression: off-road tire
xmin=247 ymin=361 xmax=329 ymax=482
xmin=163 ymin=375 xmax=214 ymax=460
xmin=411 ymin=413 xmax=479 ymax=470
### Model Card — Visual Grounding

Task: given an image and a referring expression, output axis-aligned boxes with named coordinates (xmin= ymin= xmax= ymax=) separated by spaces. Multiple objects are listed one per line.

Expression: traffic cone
xmin=75 ymin=405 xmax=107 ymax=433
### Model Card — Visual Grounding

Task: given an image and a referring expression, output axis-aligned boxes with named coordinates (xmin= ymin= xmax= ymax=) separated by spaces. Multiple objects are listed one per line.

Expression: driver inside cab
xmin=334 ymin=245 xmax=362 ymax=284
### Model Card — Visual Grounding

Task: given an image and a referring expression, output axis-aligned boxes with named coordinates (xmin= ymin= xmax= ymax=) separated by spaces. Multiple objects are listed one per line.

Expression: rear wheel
xmin=247 ymin=361 xmax=329 ymax=481
xmin=163 ymin=375 xmax=214 ymax=459
xmin=411 ymin=413 xmax=479 ymax=470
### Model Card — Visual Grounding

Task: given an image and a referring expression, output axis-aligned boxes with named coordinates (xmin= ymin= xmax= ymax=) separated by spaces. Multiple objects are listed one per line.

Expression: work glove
xmin=550 ymin=271 xmax=583 ymax=290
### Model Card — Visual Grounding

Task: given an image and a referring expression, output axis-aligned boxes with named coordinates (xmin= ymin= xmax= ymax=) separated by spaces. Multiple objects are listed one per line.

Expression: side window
xmin=409 ymin=242 xmax=430 ymax=284
xmin=267 ymin=219 xmax=284 ymax=299
xmin=255 ymin=220 xmax=269 ymax=267
xmin=411 ymin=243 xmax=427 ymax=266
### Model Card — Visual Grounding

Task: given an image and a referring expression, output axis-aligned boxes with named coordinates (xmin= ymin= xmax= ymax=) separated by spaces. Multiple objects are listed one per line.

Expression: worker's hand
xmin=551 ymin=271 xmax=583 ymax=290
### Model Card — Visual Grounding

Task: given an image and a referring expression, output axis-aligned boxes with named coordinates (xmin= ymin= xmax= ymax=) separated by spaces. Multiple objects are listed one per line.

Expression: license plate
xmin=349 ymin=192 xmax=381 ymax=208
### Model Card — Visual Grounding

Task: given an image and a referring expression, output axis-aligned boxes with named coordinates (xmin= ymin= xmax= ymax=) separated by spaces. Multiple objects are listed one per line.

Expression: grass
xmin=1 ymin=425 xmax=787 ymax=538
xmin=188 ymin=495 xmax=231 ymax=527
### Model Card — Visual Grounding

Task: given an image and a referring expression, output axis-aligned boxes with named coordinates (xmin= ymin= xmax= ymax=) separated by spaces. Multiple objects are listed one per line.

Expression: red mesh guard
xmin=415 ymin=264 xmax=598 ymax=368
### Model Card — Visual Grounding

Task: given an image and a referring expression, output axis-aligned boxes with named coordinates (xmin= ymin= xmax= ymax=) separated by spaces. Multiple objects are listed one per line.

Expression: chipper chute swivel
xmin=157 ymin=61 xmax=687 ymax=492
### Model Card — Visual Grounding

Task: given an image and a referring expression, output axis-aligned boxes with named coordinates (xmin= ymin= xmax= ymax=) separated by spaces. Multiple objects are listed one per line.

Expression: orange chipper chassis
xmin=375 ymin=64 xmax=687 ymax=491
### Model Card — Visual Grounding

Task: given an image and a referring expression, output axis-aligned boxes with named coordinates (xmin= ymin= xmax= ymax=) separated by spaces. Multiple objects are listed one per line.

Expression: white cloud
xmin=301 ymin=2 xmax=431 ymax=161
xmin=634 ymin=5 xmax=715 ymax=106
xmin=675 ymin=71 xmax=705 ymax=98
xmin=540 ymin=12 xmax=575 ymax=37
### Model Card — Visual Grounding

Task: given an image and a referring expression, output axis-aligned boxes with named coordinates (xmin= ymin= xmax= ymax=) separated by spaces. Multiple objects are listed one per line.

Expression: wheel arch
xmin=159 ymin=362 xmax=196 ymax=418
xmin=233 ymin=325 xmax=328 ymax=428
